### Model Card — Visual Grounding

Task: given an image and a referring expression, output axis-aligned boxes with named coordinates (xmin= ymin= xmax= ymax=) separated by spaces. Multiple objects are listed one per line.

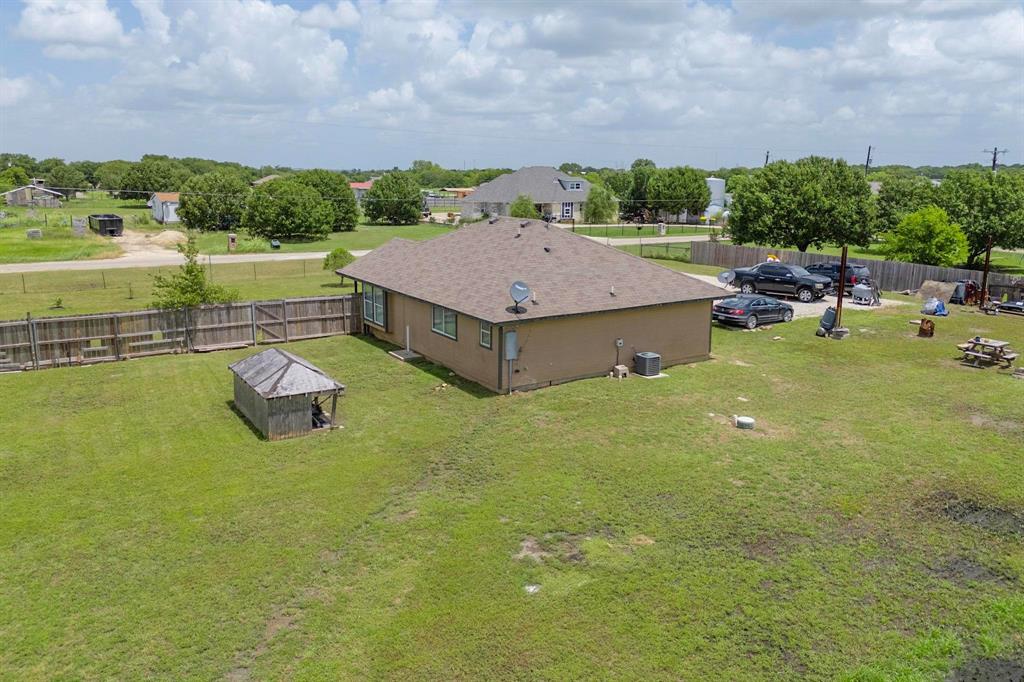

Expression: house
xmin=149 ymin=192 xmax=180 ymax=224
xmin=460 ymin=167 xmax=591 ymax=221
xmin=1 ymin=185 xmax=63 ymax=208
xmin=339 ymin=217 xmax=723 ymax=392
xmin=228 ymin=348 xmax=345 ymax=440
xmin=350 ymin=179 xmax=375 ymax=203
xmin=441 ymin=187 xmax=475 ymax=200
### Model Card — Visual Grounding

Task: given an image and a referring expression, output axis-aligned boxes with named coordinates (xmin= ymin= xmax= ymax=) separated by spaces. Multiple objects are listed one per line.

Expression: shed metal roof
xmin=2 ymin=185 xmax=64 ymax=197
xmin=228 ymin=348 xmax=344 ymax=398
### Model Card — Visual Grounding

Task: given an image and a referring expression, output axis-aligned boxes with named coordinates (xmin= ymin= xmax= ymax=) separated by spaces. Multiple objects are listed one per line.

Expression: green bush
xmin=323 ymin=247 xmax=355 ymax=271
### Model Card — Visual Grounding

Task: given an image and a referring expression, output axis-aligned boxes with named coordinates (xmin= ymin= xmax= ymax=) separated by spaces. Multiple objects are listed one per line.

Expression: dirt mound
xmin=939 ymin=494 xmax=1024 ymax=536
xmin=150 ymin=230 xmax=187 ymax=248
xmin=946 ymin=659 xmax=1024 ymax=682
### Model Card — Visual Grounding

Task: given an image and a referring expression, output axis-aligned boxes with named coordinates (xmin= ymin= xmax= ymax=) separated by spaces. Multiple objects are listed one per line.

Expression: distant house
xmin=339 ymin=216 xmax=722 ymax=392
xmin=461 ymin=167 xmax=590 ymax=221
xmin=441 ymin=187 xmax=475 ymax=200
xmin=350 ymin=179 xmax=375 ymax=203
xmin=2 ymin=185 xmax=63 ymax=208
xmin=252 ymin=174 xmax=281 ymax=186
xmin=149 ymin=192 xmax=180 ymax=224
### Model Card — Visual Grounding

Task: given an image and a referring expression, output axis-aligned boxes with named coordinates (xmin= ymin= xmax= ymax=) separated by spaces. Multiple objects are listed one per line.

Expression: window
xmin=568 ymin=181 xmax=582 ymax=190
xmin=431 ymin=305 xmax=457 ymax=339
xmin=479 ymin=321 xmax=492 ymax=349
xmin=363 ymin=283 xmax=386 ymax=327
xmin=562 ymin=202 xmax=573 ymax=218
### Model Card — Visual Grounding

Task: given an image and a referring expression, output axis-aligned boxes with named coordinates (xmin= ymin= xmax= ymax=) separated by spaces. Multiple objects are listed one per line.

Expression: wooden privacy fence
xmin=690 ymin=242 xmax=1020 ymax=297
xmin=0 ymin=295 xmax=359 ymax=372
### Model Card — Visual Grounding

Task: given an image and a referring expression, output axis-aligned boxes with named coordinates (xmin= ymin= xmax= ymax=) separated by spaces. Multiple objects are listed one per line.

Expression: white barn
xmin=149 ymin=192 xmax=180 ymax=224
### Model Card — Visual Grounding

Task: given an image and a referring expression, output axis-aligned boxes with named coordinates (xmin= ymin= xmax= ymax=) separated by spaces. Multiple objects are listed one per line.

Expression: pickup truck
xmin=731 ymin=262 xmax=832 ymax=302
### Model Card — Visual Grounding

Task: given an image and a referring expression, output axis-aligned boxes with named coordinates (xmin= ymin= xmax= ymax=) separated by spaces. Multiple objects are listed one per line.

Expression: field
xmin=2 ymin=305 xmax=1022 ymax=679
xmin=190 ymin=223 xmax=454 ymax=255
xmin=0 ymin=193 xmax=146 ymax=262
xmin=569 ymin=223 xmax=716 ymax=239
xmin=0 ymin=260 xmax=354 ymax=320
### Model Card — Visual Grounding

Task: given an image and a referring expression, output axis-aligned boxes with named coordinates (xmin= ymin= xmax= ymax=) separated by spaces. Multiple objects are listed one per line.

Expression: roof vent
xmin=543 ymin=246 xmax=551 ymax=253
xmin=610 ymin=285 xmax=616 ymax=296
xmin=488 ymin=216 xmax=499 ymax=224
xmin=520 ymin=220 xmax=530 ymax=228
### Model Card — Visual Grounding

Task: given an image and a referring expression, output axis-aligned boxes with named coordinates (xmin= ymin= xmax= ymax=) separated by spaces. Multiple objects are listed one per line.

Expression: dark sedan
xmin=713 ymin=294 xmax=794 ymax=329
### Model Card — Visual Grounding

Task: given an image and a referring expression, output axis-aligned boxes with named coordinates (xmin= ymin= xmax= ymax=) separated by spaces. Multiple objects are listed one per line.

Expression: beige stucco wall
xmin=366 ymin=292 xmax=501 ymax=390
xmin=502 ymin=300 xmax=711 ymax=391
xmin=363 ymin=289 xmax=712 ymax=393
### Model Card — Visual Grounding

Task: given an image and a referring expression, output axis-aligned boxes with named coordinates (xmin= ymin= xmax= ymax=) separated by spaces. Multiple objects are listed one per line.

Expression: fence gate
xmin=254 ymin=301 xmax=287 ymax=343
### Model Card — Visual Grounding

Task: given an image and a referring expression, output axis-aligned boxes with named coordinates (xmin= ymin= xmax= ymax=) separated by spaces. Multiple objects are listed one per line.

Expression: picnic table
xmin=957 ymin=337 xmax=1018 ymax=368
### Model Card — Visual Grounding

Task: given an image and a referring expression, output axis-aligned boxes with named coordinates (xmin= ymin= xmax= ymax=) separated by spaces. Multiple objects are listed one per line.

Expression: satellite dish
xmin=510 ymin=281 xmax=531 ymax=305
xmin=717 ymin=270 xmax=736 ymax=284
xmin=509 ymin=280 xmax=531 ymax=314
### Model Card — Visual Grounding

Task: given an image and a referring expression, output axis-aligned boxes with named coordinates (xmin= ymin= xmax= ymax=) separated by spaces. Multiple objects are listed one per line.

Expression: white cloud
xmin=299 ymin=1 xmax=359 ymax=29
xmin=17 ymin=0 xmax=127 ymax=51
xmin=131 ymin=0 xmax=171 ymax=45
xmin=0 ymin=75 xmax=32 ymax=107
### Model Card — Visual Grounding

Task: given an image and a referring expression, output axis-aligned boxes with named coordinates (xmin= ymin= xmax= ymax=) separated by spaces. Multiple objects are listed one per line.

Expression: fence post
xmin=183 ymin=306 xmax=194 ymax=352
xmin=27 ymin=313 xmax=39 ymax=370
xmin=112 ymin=313 xmax=121 ymax=360
xmin=282 ymin=299 xmax=290 ymax=342
xmin=250 ymin=301 xmax=258 ymax=346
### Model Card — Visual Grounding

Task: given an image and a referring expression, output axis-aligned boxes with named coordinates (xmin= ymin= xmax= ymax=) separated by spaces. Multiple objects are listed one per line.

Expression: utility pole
xmin=764 ymin=150 xmax=770 ymax=167
xmin=983 ymin=147 xmax=1006 ymax=172
xmin=863 ymin=145 xmax=872 ymax=175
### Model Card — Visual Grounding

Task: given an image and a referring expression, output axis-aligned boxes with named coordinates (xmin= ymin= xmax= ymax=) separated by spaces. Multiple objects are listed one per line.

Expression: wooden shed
xmin=228 ymin=348 xmax=345 ymax=440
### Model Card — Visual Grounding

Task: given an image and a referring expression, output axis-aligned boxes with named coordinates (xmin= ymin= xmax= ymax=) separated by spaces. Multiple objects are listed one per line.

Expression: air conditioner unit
xmin=634 ymin=352 xmax=661 ymax=377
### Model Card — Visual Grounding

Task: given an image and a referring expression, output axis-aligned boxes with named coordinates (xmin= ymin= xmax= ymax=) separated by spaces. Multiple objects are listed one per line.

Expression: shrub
xmin=323 ymin=247 xmax=355 ymax=271
xmin=151 ymin=235 xmax=239 ymax=308
xmin=508 ymin=194 xmax=540 ymax=219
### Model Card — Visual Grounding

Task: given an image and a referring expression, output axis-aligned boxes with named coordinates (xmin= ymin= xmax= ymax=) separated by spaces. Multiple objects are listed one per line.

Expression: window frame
xmin=561 ymin=201 xmax=573 ymax=218
xmin=479 ymin=320 xmax=492 ymax=349
xmin=362 ymin=283 xmax=386 ymax=328
xmin=431 ymin=305 xmax=458 ymax=340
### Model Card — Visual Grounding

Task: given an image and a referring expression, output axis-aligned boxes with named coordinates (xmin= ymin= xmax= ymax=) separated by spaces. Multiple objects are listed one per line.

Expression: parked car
xmin=805 ymin=262 xmax=872 ymax=290
xmin=713 ymin=294 xmax=794 ymax=329
xmin=997 ymin=300 xmax=1024 ymax=315
xmin=731 ymin=262 xmax=832 ymax=302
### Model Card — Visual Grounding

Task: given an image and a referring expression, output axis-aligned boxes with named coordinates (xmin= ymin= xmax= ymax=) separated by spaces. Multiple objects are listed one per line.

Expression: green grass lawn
xmin=0 ymin=260 xmax=352 ymax=320
xmin=191 ymin=223 xmax=455 ymax=255
xmin=571 ymin=223 xmax=716 ymax=239
xmin=2 ymin=307 xmax=1022 ymax=679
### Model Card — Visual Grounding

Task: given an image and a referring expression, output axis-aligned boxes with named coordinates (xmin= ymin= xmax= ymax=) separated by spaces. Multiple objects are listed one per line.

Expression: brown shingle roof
xmin=152 ymin=192 xmax=179 ymax=202
xmin=339 ymin=217 xmax=723 ymax=324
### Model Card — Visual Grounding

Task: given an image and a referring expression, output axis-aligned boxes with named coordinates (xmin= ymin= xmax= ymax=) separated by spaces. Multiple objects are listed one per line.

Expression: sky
xmin=0 ymin=0 xmax=1022 ymax=171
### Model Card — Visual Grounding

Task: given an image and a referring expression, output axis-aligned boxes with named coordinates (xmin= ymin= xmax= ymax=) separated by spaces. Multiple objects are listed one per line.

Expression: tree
xmin=622 ymin=163 xmax=658 ymax=221
xmin=323 ymin=247 xmax=355 ymax=271
xmin=177 ymin=172 xmax=249 ymax=232
xmin=935 ymin=170 xmax=1024 ymax=269
xmin=151 ymin=235 xmax=239 ymax=308
xmin=728 ymin=156 xmax=873 ymax=252
xmin=881 ymin=206 xmax=967 ymax=266
xmin=293 ymin=169 xmax=359 ymax=231
xmin=0 ymin=166 xmax=30 ymax=192
xmin=67 ymin=161 xmax=99 ymax=187
xmin=362 ymin=172 xmax=421 ymax=225
xmin=600 ymin=169 xmax=633 ymax=200
xmin=647 ymin=166 xmax=710 ymax=217
xmin=242 ymin=178 xmax=334 ymax=240
xmin=559 ymin=162 xmax=583 ymax=175
xmin=583 ymin=185 xmax=617 ymax=223
xmin=45 ymin=163 xmax=88 ymax=198
xmin=508 ymin=194 xmax=540 ymax=219
xmin=95 ymin=160 xmax=132 ymax=191
xmin=120 ymin=160 xmax=192 ymax=200
xmin=874 ymin=174 xmax=937 ymax=235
